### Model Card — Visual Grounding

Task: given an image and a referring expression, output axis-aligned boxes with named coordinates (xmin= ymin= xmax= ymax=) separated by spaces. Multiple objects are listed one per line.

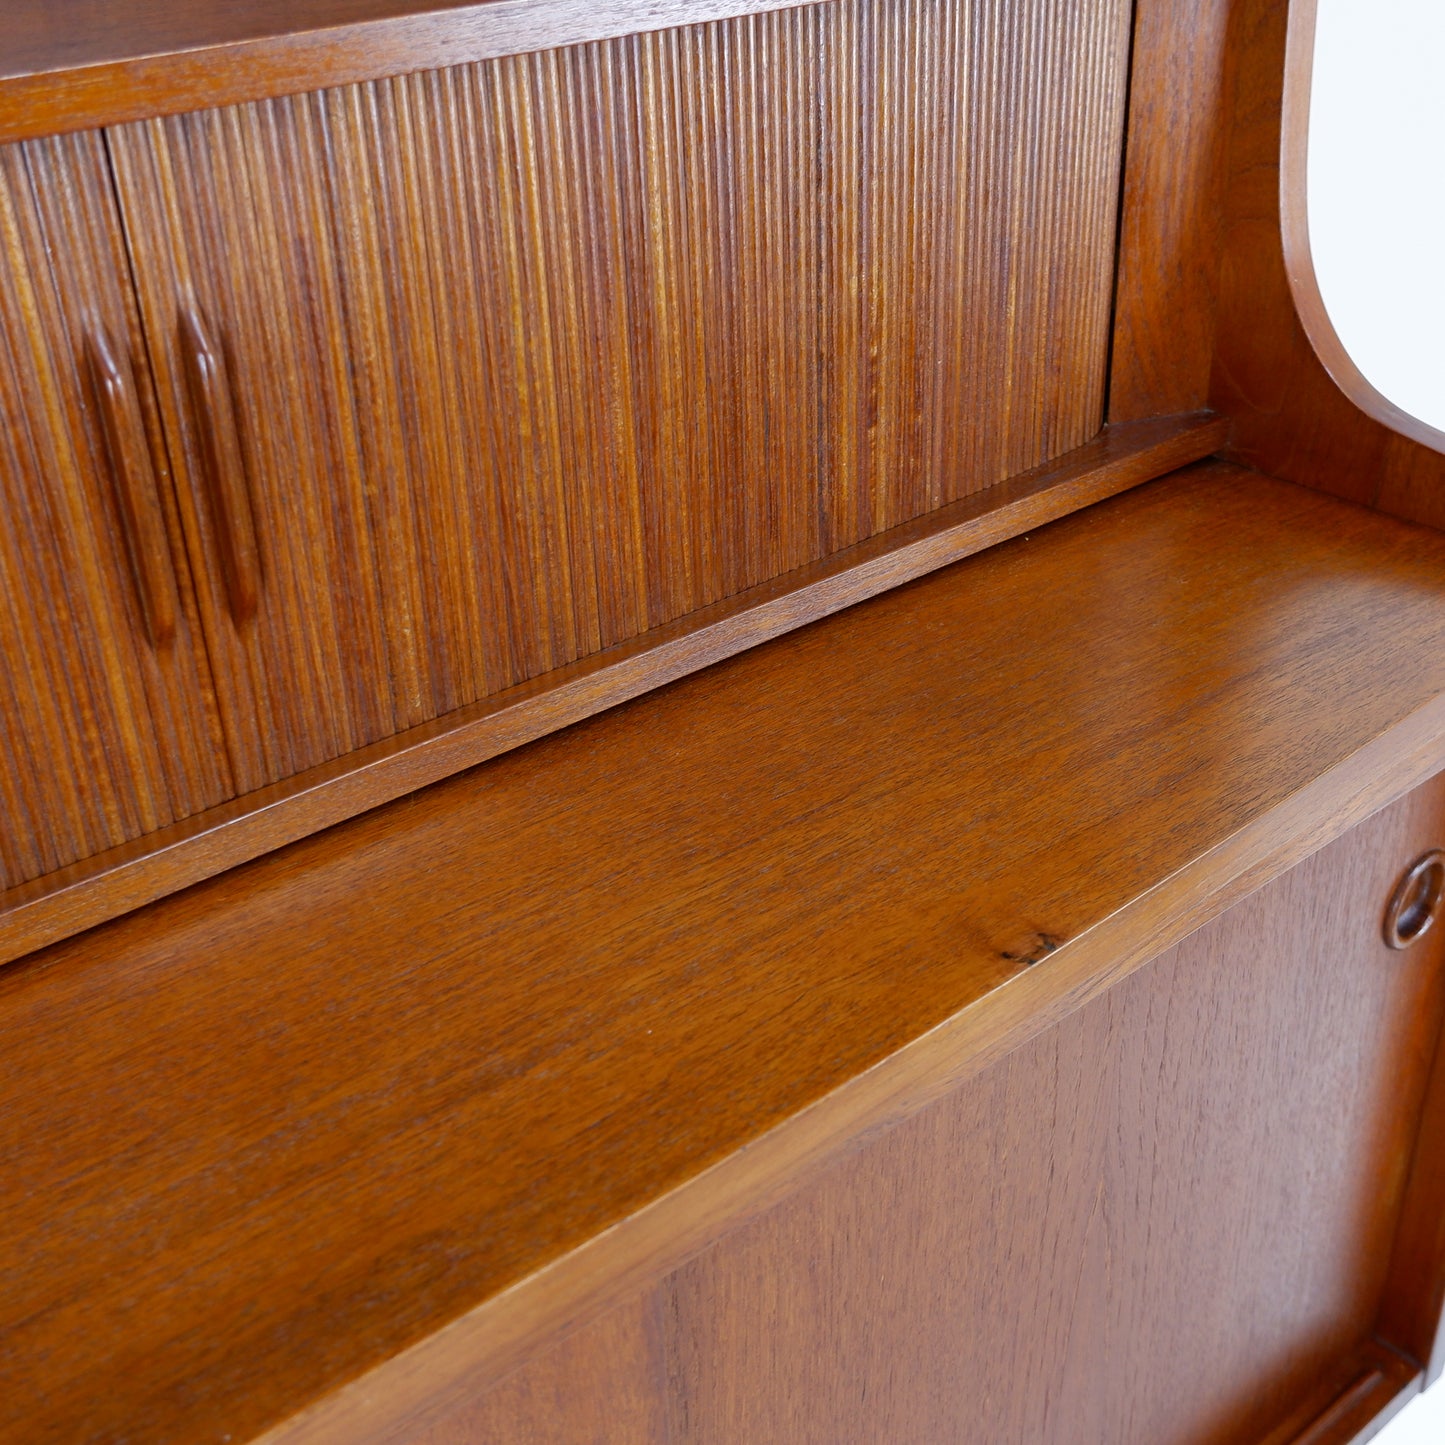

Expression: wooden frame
xmin=3 ymin=0 xmax=1445 ymax=1442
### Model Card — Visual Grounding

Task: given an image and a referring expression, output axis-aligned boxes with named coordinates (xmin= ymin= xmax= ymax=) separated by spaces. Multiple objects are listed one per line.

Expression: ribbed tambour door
xmin=0 ymin=134 xmax=231 ymax=889
xmin=106 ymin=0 xmax=1132 ymax=794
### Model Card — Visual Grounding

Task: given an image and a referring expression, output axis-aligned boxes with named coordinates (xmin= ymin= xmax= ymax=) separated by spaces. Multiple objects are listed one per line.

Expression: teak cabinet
xmin=4 ymin=0 xmax=1445 ymax=1442
xmin=3 ymin=0 xmax=1131 ymax=894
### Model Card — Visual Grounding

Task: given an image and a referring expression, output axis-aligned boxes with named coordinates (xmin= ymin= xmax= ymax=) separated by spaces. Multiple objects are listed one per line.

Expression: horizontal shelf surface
xmin=0 ymin=413 xmax=1224 ymax=968
xmin=7 ymin=461 xmax=1445 ymax=1444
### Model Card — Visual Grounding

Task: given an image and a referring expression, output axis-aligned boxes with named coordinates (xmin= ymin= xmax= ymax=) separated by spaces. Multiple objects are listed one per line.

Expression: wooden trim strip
xmin=0 ymin=0 xmax=826 ymax=145
xmin=1256 ymin=1340 xmax=1421 ymax=1445
xmin=252 ymin=604 xmax=1445 ymax=1445
xmin=1379 ymin=1001 xmax=1445 ymax=1388
xmin=0 ymin=412 xmax=1225 ymax=968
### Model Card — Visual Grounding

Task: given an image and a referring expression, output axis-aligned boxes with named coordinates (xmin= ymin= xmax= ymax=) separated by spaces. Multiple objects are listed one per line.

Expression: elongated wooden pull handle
xmin=84 ymin=323 xmax=179 ymax=646
xmin=178 ymin=306 xmax=260 ymax=621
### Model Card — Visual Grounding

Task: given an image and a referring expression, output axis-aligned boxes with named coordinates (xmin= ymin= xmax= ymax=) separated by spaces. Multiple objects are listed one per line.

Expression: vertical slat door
xmin=0 ymin=134 xmax=231 ymax=891
xmin=104 ymin=0 xmax=1131 ymax=797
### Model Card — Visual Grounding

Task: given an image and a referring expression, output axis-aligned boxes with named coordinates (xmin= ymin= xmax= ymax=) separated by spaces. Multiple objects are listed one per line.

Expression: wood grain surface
xmin=8 ymin=463 xmax=1445 ymax=1445
xmin=1210 ymin=0 xmax=1445 ymax=529
xmin=0 ymin=134 xmax=232 ymax=890
xmin=1107 ymin=0 xmax=1235 ymax=421
xmin=1380 ymin=966 xmax=1445 ymax=1389
xmin=421 ymin=779 xmax=1445 ymax=1445
xmin=0 ymin=412 xmax=1224 ymax=969
xmin=106 ymin=0 xmax=1131 ymax=797
xmin=0 ymin=0 xmax=843 ymax=144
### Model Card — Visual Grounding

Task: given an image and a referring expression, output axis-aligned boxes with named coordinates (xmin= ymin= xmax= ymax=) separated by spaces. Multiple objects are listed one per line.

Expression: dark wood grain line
xmin=0 ymin=413 xmax=1224 ymax=967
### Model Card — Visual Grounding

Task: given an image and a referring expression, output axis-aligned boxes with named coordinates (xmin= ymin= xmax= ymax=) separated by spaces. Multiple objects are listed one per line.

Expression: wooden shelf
xmin=0 ymin=413 xmax=1224 ymax=969
xmin=8 ymin=460 xmax=1445 ymax=1445
xmin=1 ymin=0 xmax=823 ymax=143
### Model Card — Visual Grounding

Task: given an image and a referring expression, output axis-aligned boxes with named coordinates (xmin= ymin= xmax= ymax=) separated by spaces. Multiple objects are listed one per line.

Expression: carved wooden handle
xmin=179 ymin=306 xmax=260 ymax=621
xmin=84 ymin=323 xmax=179 ymax=646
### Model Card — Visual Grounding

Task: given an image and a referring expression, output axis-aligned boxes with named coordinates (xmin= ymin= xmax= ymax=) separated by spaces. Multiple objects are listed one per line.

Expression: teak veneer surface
xmin=103 ymin=0 xmax=1127 ymax=794
xmin=1107 ymin=0 xmax=1233 ymax=422
xmin=9 ymin=462 xmax=1445 ymax=1443
xmin=0 ymin=413 xmax=1224 ymax=968
xmin=0 ymin=134 xmax=233 ymax=887
xmin=0 ymin=0 xmax=864 ymax=143
xmin=436 ymin=782 xmax=1445 ymax=1445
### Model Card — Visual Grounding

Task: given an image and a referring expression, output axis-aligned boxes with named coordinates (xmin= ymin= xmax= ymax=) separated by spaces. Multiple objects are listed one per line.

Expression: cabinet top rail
xmin=0 ymin=0 xmax=814 ymax=143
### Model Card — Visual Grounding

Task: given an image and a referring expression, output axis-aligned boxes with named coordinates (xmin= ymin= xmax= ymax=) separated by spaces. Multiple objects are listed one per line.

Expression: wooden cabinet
xmin=3 ymin=0 xmax=1445 ymax=1443
xmin=5 ymin=460 xmax=1445 ymax=1445
xmin=3 ymin=0 xmax=1136 ymax=917
xmin=0 ymin=133 xmax=230 ymax=890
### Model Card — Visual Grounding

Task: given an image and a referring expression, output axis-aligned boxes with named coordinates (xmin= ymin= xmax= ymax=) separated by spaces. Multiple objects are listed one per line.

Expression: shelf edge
xmin=0 ymin=412 xmax=1225 ymax=968
xmin=251 ymin=612 xmax=1445 ymax=1445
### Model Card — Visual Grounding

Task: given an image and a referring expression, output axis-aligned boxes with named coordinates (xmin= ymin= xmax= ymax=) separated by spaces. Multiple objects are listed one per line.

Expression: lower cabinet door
xmin=0 ymin=134 xmax=232 ymax=891
xmin=412 ymin=773 xmax=1445 ymax=1444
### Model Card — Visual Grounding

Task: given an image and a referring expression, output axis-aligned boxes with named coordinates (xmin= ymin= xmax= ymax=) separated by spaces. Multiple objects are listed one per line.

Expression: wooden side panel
xmin=1210 ymin=0 xmax=1445 ymax=528
xmin=107 ymin=0 xmax=1132 ymax=793
xmin=637 ymin=779 xmax=1441 ymax=1445
xmin=1107 ymin=0 xmax=1236 ymax=421
xmin=0 ymin=134 xmax=231 ymax=888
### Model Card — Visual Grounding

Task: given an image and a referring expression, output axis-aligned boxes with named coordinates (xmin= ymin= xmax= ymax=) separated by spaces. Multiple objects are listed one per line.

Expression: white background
xmin=1309 ymin=0 xmax=1445 ymax=436
xmin=1311 ymin=2 xmax=1444 ymax=1437
xmin=1380 ymin=1383 xmax=1445 ymax=1445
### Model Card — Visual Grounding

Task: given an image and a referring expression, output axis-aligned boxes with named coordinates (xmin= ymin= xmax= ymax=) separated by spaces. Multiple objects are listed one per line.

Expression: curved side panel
xmin=1208 ymin=0 xmax=1445 ymax=530
xmin=1278 ymin=0 xmax=1445 ymax=458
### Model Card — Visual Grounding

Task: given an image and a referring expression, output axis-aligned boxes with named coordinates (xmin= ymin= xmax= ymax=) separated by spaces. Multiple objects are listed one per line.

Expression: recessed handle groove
xmin=178 ymin=306 xmax=260 ymax=622
xmin=1384 ymin=849 xmax=1445 ymax=950
xmin=84 ymin=322 xmax=179 ymax=647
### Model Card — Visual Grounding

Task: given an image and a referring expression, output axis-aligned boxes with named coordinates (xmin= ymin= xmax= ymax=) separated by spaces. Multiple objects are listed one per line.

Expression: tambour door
xmin=104 ymin=0 xmax=1131 ymax=796
xmin=0 ymin=134 xmax=231 ymax=891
